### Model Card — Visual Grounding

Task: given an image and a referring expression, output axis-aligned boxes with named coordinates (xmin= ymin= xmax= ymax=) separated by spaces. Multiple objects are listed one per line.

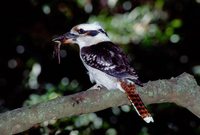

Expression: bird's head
xmin=52 ymin=22 xmax=110 ymax=48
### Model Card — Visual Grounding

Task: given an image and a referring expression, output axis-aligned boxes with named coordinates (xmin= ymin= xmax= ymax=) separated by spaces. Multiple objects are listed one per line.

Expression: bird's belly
xmin=85 ymin=65 xmax=118 ymax=90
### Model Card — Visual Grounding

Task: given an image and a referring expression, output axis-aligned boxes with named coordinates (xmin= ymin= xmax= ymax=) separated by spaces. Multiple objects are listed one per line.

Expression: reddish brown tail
xmin=120 ymin=81 xmax=154 ymax=123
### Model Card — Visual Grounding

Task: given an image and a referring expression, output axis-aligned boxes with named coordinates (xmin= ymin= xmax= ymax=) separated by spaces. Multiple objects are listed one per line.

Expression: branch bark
xmin=0 ymin=73 xmax=200 ymax=134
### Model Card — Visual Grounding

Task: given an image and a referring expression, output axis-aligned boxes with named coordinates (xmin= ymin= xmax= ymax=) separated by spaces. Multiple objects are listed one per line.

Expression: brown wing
xmin=81 ymin=41 xmax=142 ymax=86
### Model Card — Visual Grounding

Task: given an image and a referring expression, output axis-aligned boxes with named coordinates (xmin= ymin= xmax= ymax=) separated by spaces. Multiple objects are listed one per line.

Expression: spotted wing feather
xmin=81 ymin=41 xmax=142 ymax=85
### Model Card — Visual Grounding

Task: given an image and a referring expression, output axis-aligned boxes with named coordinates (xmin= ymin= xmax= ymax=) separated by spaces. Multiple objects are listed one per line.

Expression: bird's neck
xmin=78 ymin=37 xmax=111 ymax=49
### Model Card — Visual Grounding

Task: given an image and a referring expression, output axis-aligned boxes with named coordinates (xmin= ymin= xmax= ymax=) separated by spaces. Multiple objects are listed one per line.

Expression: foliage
xmin=88 ymin=5 xmax=181 ymax=46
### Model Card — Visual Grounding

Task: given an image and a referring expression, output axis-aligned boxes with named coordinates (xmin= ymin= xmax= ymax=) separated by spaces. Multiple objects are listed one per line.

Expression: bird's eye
xmin=78 ymin=29 xmax=86 ymax=34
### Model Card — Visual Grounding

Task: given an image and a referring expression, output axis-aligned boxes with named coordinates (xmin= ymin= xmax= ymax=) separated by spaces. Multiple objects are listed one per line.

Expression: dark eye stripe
xmin=99 ymin=29 xmax=108 ymax=36
xmin=99 ymin=29 xmax=105 ymax=33
xmin=87 ymin=30 xmax=99 ymax=36
xmin=77 ymin=29 xmax=106 ymax=36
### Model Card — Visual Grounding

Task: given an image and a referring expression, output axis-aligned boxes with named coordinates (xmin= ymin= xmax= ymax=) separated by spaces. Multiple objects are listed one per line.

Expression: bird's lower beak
xmin=52 ymin=32 xmax=78 ymax=45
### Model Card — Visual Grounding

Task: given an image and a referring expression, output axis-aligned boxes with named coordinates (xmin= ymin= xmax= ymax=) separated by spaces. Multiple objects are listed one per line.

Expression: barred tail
xmin=120 ymin=81 xmax=154 ymax=123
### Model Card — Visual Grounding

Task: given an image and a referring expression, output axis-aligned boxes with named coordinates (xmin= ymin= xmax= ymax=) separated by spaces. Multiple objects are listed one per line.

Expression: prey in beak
xmin=52 ymin=32 xmax=77 ymax=64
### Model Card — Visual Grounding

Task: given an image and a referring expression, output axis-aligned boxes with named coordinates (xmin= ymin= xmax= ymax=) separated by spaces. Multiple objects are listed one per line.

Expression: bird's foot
xmin=91 ymin=84 xmax=103 ymax=90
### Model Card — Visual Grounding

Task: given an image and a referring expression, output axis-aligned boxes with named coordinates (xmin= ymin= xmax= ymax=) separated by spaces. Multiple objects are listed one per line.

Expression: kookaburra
xmin=52 ymin=22 xmax=154 ymax=123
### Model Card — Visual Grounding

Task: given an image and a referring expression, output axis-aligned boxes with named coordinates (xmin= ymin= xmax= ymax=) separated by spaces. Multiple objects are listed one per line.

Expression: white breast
xmin=82 ymin=61 xmax=119 ymax=90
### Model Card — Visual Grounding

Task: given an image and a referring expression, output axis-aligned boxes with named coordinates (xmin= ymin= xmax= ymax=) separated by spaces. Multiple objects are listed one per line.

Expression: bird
xmin=52 ymin=22 xmax=154 ymax=123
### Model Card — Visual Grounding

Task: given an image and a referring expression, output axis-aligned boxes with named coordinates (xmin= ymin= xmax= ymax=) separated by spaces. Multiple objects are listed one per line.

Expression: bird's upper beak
xmin=52 ymin=32 xmax=78 ymax=45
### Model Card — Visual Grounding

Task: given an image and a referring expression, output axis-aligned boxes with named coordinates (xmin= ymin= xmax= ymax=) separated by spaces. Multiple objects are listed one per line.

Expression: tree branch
xmin=0 ymin=73 xmax=199 ymax=134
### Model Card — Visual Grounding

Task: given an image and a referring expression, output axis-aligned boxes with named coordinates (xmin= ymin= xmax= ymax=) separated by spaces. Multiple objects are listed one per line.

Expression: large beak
xmin=52 ymin=32 xmax=78 ymax=45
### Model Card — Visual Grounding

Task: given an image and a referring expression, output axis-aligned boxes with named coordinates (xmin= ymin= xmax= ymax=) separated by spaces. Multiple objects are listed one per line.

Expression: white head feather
xmin=70 ymin=22 xmax=110 ymax=48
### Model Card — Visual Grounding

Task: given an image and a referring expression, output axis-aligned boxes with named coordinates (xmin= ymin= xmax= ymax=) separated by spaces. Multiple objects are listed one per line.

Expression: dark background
xmin=0 ymin=0 xmax=200 ymax=134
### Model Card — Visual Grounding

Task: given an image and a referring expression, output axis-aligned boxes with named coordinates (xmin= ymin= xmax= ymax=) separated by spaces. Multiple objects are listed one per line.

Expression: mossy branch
xmin=0 ymin=73 xmax=199 ymax=134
